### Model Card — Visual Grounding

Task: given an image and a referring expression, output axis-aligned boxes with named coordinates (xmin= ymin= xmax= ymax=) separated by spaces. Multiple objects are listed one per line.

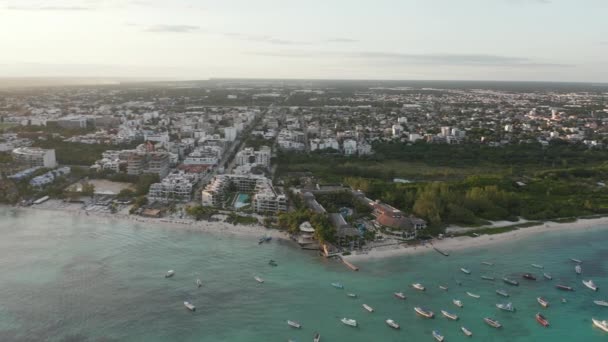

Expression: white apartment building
xmin=12 ymin=147 xmax=57 ymax=168
xmin=224 ymin=127 xmax=237 ymax=142
xmin=148 ymin=171 xmax=197 ymax=202
xmin=201 ymin=174 xmax=286 ymax=213
xmin=343 ymin=139 xmax=358 ymax=156
xmin=235 ymin=146 xmax=271 ymax=167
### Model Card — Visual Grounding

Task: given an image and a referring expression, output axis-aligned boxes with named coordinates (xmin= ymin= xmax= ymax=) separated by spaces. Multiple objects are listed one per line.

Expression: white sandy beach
xmin=344 ymin=216 xmax=608 ymax=262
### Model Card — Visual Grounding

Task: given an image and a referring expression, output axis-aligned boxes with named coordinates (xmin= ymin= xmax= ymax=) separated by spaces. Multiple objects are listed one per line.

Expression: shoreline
xmin=343 ymin=216 xmax=608 ymax=262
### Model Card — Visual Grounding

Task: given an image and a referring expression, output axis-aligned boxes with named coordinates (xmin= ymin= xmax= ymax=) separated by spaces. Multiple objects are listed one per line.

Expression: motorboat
xmin=556 ymin=284 xmax=575 ymax=291
xmin=461 ymin=268 xmax=471 ymax=274
xmin=543 ymin=273 xmax=553 ymax=280
xmin=594 ymin=300 xmax=608 ymax=307
xmin=394 ymin=292 xmax=406 ymax=300
xmin=467 ymin=292 xmax=480 ymax=299
xmin=484 ymin=317 xmax=502 ymax=328
xmin=258 ymin=236 xmax=266 ymax=244
xmin=481 ymin=275 xmax=495 ymax=281
xmin=583 ymin=280 xmax=599 ymax=291
xmin=536 ymin=313 xmax=550 ymax=327
xmin=386 ymin=319 xmax=400 ymax=329
xmin=331 ymin=282 xmax=344 ymax=289
xmin=593 ymin=318 xmax=608 ymax=332
xmin=570 ymin=258 xmax=582 ymax=263
xmin=496 ymin=302 xmax=515 ymax=312
xmin=496 ymin=289 xmax=509 ymax=297
xmin=268 ymin=259 xmax=278 ymax=267
xmin=523 ymin=273 xmax=537 ymax=281
xmin=531 ymin=264 xmax=544 ymax=269
xmin=441 ymin=310 xmax=459 ymax=320
xmin=453 ymin=299 xmax=463 ymax=308
xmin=363 ymin=304 xmax=374 ymax=312
xmin=432 ymin=330 xmax=444 ymax=342
xmin=439 ymin=285 xmax=449 ymax=291
xmin=503 ymin=277 xmax=519 ymax=286
xmin=196 ymin=279 xmax=202 ymax=288
xmin=313 ymin=332 xmax=320 ymax=342
xmin=414 ymin=306 xmax=435 ymax=318
xmin=537 ymin=297 xmax=549 ymax=308
xmin=184 ymin=301 xmax=196 ymax=311
xmin=461 ymin=326 xmax=473 ymax=337
xmin=287 ymin=320 xmax=302 ymax=329
xmin=340 ymin=318 xmax=357 ymax=327
xmin=347 ymin=293 xmax=357 ymax=298
xmin=482 ymin=261 xmax=494 ymax=266
xmin=254 ymin=276 xmax=264 ymax=283
xmin=576 ymin=264 xmax=582 ymax=275
xmin=412 ymin=283 xmax=426 ymax=291
xmin=165 ymin=270 xmax=175 ymax=278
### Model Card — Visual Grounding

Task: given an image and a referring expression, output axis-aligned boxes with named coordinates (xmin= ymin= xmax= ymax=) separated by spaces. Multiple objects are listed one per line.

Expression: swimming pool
xmin=234 ymin=193 xmax=250 ymax=209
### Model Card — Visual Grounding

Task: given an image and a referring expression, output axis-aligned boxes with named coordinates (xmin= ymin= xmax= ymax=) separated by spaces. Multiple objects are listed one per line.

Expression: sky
xmin=0 ymin=0 xmax=607 ymax=82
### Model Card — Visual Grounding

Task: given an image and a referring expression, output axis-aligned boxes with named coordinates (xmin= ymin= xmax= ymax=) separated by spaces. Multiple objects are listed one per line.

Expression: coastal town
xmin=1 ymin=80 xmax=608 ymax=262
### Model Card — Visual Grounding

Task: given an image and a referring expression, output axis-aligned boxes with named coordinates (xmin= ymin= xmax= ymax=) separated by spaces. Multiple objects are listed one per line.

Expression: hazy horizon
xmin=1 ymin=0 xmax=607 ymax=82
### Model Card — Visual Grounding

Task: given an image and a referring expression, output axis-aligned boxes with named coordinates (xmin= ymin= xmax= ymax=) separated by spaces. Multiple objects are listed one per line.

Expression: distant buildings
xmin=147 ymin=171 xmax=198 ymax=202
xmin=201 ymin=174 xmax=287 ymax=213
xmin=91 ymin=149 xmax=170 ymax=178
xmin=30 ymin=167 xmax=71 ymax=187
xmin=235 ymin=146 xmax=271 ymax=167
xmin=12 ymin=147 xmax=57 ymax=168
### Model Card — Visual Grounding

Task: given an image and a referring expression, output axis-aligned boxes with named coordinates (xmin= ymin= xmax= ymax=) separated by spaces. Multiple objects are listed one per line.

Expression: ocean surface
xmin=1 ymin=208 xmax=608 ymax=342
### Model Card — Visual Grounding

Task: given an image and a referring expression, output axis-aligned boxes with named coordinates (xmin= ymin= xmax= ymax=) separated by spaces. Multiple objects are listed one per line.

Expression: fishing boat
xmin=331 ymin=282 xmax=344 ymax=289
xmin=481 ymin=275 xmax=495 ymax=281
xmin=287 ymin=320 xmax=302 ymax=329
xmin=432 ymin=330 xmax=444 ymax=342
xmin=461 ymin=326 xmax=473 ymax=337
xmin=258 ymin=236 xmax=266 ymax=244
xmin=576 ymin=264 xmax=582 ymax=275
xmin=503 ymin=277 xmax=519 ymax=286
xmin=394 ymin=292 xmax=406 ymax=300
xmin=543 ymin=273 xmax=553 ymax=280
xmin=570 ymin=258 xmax=582 ymax=263
xmin=165 ymin=270 xmax=175 ymax=278
xmin=414 ymin=306 xmax=435 ymax=318
xmin=482 ymin=261 xmax=494 ymax=266
xmin=254 ymin=276 xmax=264 ymax=283
xmin=386 ymin=319 xmax=400 ymax=329
xmin=523 ymin=273 xmax=537 ymax=280
xmin=412 ymin=283 xmax=426 ymax=291
xmin=594 ymin=300 xmax=608 ymax=307
xmin=363 ymin=304 xmax=374 ymax=312
xmin=313 ymin=332 xmax=321 ymax=342
xmin=196 ymin=279 xmax=202 ymax=288
xmin=484 ymin=317 xmax=502 ymax=328
xmin=536 ymin=313 xmax=550 ymax=327
xmin=184 ymin=301 xmax=196 ymax=311
xmin=496 ymin=289 xmax=509 ymax=297
xmin=347 ymin=293 xmax=357 ymax=298
xmin=467 ymin=291 xmax=480 ymax=299
xmin=531 ymin=264 xmax=544 ymax=269
xmin=453 ymin=299 xmax=463 ymax=308
xmin=268 ymin=259 xmax=278 ymax=267
xmin=537 ymin=297 xmax=549 ymax=308
xmin=439 ymin=285 xmax=449 ymax=291
xmin=441 ymin=310 xmax=459 ymax=320
xmin=562 ymin=298 xmax=567 ymax=303
xmin=556 ymin=284 xmax=575 ymax=291
xmin=593 ymin=318 xmax=608 ymax=332
xmin=340 ymin=318 xmax=357 ymax=327
xmin=496 ymin=302 xmax=515 ymax=312
xmin=583 ymin=280 xmax=599 ymax=291
xmin=461 ymin=268 xmax=471 ymax=274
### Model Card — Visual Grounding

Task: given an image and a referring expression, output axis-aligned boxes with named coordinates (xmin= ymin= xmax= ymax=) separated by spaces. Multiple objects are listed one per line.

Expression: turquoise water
xmin=235 ymin=193 xmax=250 ymax=209
xmin=1 ymin=207 xmax=608 ymax=341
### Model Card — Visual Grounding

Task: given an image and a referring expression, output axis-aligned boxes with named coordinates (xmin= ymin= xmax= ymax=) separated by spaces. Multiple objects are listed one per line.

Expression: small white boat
xmin=341 ymin=318 xmax=357 ymax=327
xmin=347 ymin=293 xmax=357 ymax=298
xmin=287 ymin=320 xmax=301 ymax=329
xmin=467 ymin=292 xmax=480 ymax=299
xmin=165 ymin=270 xmax=175 ymax=278
xmin=583 ymin=279 xmax=599 ymax=291
xmin=453 ymin=299 xmax=463 ymax=308
xmin=441 ymin=310 xmax=459 ymax=320
xmin=543 ymin=273 xmax=552 ymax=280
xmin=461 ymin=326 xmax=473 ymax=336
xmin=496 ymin=289 xmax=509 ymax=297
xmin=439 ymin=285 xmax=449 ymax=291
xmin=461 ymin=268 xmax=471 ymax=274
xmin=254 ymin=276 xmax=264 ymax=283
xmin=531 ymin=264 xmax=544 ymax=269
xmin=593 ymin=318 xmax=608 ymax=332
xmin=484 ymin=317 xmax=502 ymax=328
xmin=196 ymin=279 xmax=202 ymax=288
xmin=412 ymin=283 xmax=426 ymax=291
xmin=482 ymin=261 xmax=494 ymax=266
xmin=414 ymin=306 xmax=434 ymax=318
xmin=184 ymin=301 xmax=196 ymax=311
xmin=394 ymin=292 xmax=406 ymax=300
xmin=313 ymin=332 xmax=320 ymax=342
xmin=496 ymin=302 xmax=515 ymax=312
xmin=570 ymin=258 xmax=582 ymax=263
xmin=576 ymin=264 xmax=582 ymax=275
xmin=363 ymin=304 xmax=374 ymax=312
xmin=386 ymin=319 xmax=400 ymax=329
xmin=537 ymin=297 xmax=550 ymax=308
xmin=432 ymin=330 xmax=444 ymax=342
xmin=594 ymin=300 xmax=608 ymax=307
xmin=481 ymin=275 xmax=495 ymax=281
xmin=331 ymin=282 xmax=344 ymax=289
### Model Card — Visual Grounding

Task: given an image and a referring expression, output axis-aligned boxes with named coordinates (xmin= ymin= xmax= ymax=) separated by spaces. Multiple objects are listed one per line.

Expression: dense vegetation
xmin=31 ymin=138 xmax=139 ymax=165
xmin=277 ymin=209 xmax=336 ymax=243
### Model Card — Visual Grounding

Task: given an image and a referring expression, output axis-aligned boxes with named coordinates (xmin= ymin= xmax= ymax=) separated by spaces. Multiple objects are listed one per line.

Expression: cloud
xmin=505 ymin=0 xmax=551 ymax=4
xmin=144 ymin=25 xmax=200 ymax=33
xmin=326 ymin=38 xmax=359 ymax=43
xmin=220 ymin=32 xmax=307 ymax=45
xmin=6 ymin=5 xmax=92 ymax=11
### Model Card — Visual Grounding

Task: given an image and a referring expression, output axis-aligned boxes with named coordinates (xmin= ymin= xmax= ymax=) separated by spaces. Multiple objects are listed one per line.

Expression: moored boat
xmin=544 ymin=273 xmax=552 ymax=280
xmin=268 ymin=259 xmax=278 ymax=267
xmin=496 ymin=302 xmax=515 ymax=312
xmin=439 ymin=285 xmax=449 ymax=291
xmin=331 ymin=282 xmax=344 ymax=289
xmin=432 ymin=330 xmax=444 ymax=342
xmin=594 ymin=300 xmax=608 ymax=307
xmin=287 ymin=320 xmax=301 ymax=329
xmin=184 ymin=301 xmax=196 ymax=311
xmin=593 ymin=318 xmax=608 ymax=332
xmin=313 ymin=332 xmax=320 ymax=342
xmin=363 ymin=304 xmax=374 ymax=312
xmin=576 ymin=264 xmax=582 ymax=275
xmin=570 ymin=258 xmax=582 ymax=263
xmin=441 ymin=309 xmax=459 ymax=320
xmin=484 ymin=317 xmax=502 ymax=328
xmin=496 ymin=289 xmax=509 ymax=297
xmin=467 ymin=291 xmax=480 ymax=299
xmin=481 ymin=275 xmax=495 ymax=281
xmin=461 ymin=326 xmax=473 ymax=337
xmin=556 ymin=284 xmax=575 ymax=291
xmin=583 ymin=279 xmax=599 ymax=291
xmin=196 ymin=278 xmax=202 ymax=287
xmin=503 ymin=277 xmax=519 ymax=286
xmin=165 ymin=270 xmax=175 ymax=278
xmin=394 ymin=292 xmax=406 ymax=300
xmin=536 ymin=313 xmax=549 ymax=327
xmin=414 ymin=306 xmax=435 ymax=318
xmin=347 ymin=293 xmax=357 ymax=298
xmin=254 ymin=276 xmax=264 ymax=283
xmin=537 ymin=297 xmax=549 ymax=308
xmin=453 ymin=299 xmax=463 ymax=308
xmin=531 ymin=264 xmax=544 ymax=269
xmin=412 ymin=283 xmax=426 ymax=291
xmin=386 ymin=319 xmax=400 ymax=329
xmin=461 ymin=268 xmax=471 ymax=274
xmin=523 ymin=273 xmax=537 ymax=280
xmin=340 ymin=318 xmax=357 ymax=327
xmin=482 ymin=261 xmax=494 ymax=266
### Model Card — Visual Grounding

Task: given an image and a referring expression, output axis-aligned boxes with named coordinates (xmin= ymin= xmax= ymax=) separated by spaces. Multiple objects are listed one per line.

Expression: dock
xmin=341 ymin=258 xmax=359 ymax=271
